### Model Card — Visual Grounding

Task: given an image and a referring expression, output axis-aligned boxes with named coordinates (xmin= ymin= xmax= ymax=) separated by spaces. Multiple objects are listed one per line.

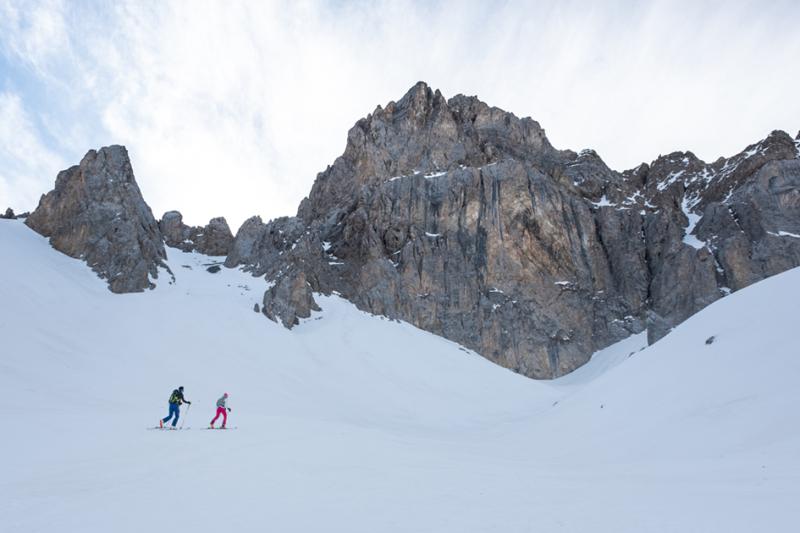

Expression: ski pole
xmin=180 ymin=403 xmax=191 ymax=429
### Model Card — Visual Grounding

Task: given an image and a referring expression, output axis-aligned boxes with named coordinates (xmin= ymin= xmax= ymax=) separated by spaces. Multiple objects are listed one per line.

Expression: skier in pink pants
xmin=210 ymin=393 xmax=231 ymax=428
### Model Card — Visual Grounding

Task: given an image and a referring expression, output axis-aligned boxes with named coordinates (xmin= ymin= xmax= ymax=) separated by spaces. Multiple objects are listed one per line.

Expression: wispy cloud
xmin=0 ymin=90 xmax=66 ymax=210
xmin=0 ymin=0 xmax=69 ymax=76
xmin=1 ymin=0 xmax=799 ymax=229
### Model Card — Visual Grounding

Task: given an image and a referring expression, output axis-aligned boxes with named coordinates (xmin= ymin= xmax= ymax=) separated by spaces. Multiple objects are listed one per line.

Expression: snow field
xmin=1 ymin=219 xmax=799 ymax=532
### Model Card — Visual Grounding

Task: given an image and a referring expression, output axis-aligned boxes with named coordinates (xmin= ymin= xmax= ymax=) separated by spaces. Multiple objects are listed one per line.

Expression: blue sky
xmin=2 ymin=0 xmax=799 ymax=229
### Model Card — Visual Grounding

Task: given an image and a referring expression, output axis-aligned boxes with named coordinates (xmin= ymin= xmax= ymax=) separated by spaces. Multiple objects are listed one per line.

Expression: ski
xmin=204 ymin=426 xmax=238 ymax=430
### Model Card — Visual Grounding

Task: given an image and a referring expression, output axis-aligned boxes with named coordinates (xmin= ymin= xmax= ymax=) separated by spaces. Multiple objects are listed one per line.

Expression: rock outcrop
xmin=261 ymin=270 xmax=321 ymax=328
xmin=1 ymin=208 xmax=26 ymax=219
xmin=228 ymin=83 xmax=800 ymax=378
xmin=159 ymin=211 xmax=234 ymax=256
xmin=26 ymin=145 xmax=171 ymax=293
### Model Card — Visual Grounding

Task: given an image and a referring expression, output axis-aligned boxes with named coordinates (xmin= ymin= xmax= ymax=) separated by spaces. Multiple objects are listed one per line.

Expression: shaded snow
xmin=682 ymin=197 xmax=706 ymax=249
xmin=551 ymin=332 xmax=647 ymax=388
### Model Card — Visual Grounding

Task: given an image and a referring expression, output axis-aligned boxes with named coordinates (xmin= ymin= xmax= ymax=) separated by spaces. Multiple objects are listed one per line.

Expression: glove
xmin=187 ymin=401 xmax=192 ymax=405
xmin=227 ymin=408 xmax=232 ymax=412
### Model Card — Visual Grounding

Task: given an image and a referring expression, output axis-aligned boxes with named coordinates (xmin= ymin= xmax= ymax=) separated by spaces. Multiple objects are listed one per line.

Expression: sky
xmin=1 ymin=0 xmax=799 ymax=230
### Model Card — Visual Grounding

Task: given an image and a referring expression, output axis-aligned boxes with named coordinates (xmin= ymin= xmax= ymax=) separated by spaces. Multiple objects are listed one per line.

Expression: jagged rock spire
xmin=26 ymin=145 xmax=171 ymax=293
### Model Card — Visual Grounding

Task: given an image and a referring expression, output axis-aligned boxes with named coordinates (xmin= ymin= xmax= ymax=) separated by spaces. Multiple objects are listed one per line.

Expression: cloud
xmin=1 ymin=0 xmax=799 ymax=229
xmin=0 ymin=0 xmax=70 ymax=78
xmin=0 ymin=91 xmax=66 ymax=211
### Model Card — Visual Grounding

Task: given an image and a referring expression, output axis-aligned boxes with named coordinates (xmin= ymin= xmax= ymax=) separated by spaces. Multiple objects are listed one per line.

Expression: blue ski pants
xmin=163 ymin=403 xmax=180 ymax=426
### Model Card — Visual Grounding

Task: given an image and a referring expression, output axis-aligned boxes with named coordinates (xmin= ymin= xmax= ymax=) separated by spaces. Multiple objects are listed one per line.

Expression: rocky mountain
xmin=159 ymin=211 xmax=234 ymax=256
xmin=16 ymin=83 xmax=800 ymax=378
xmin=1 ymin=208 xmax=28 ymax=219
xmin=25 ymin=145 xmax=171 ymax=293
xmin=226 ymin=82 xmax=800 ymax=378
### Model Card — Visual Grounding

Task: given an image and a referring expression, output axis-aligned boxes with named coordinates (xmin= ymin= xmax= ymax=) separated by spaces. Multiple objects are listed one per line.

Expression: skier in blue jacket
xmin=160 ymin=386 xmax=191 ymax=428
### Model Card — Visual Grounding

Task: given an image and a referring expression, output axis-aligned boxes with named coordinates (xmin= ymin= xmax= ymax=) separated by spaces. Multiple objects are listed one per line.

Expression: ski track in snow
xmin=1 ymin=219 xmax=800 ymax=532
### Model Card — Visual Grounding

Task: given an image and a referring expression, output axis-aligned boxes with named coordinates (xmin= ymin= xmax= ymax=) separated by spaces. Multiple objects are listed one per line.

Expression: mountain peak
xmin=25 ymin=145 xmax=171 ymax=293
xmin=299 ymin=84 xmax=554 ymax=223
xmin=398 ymin=80 xmax=432 ymax=102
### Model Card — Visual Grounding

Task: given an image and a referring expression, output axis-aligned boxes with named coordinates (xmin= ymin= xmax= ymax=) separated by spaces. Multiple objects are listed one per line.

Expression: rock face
xmin=26 ymin=145 xmax=171 ymax=293
xmin=227 ymin=83 xmax=800 ymax=378
xmin=159 ymin=211 xmax=234 ymax=256
xmin=261 ymin=270 xmax=321 ymax=328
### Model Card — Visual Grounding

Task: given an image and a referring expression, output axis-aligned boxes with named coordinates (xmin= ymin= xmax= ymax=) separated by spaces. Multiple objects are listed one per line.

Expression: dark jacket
xmin=169 ymin=389 xmax=189 ymax=405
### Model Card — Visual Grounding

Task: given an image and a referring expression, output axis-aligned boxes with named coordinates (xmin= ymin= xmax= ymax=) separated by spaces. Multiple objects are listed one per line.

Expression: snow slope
xmin=1 ymin=219 xmax=799 ymax=532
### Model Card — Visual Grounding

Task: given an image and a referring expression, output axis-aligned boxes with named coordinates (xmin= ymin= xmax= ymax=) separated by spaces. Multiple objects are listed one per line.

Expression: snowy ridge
xmin=2 ymin=219 xmax=800 ymax=532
